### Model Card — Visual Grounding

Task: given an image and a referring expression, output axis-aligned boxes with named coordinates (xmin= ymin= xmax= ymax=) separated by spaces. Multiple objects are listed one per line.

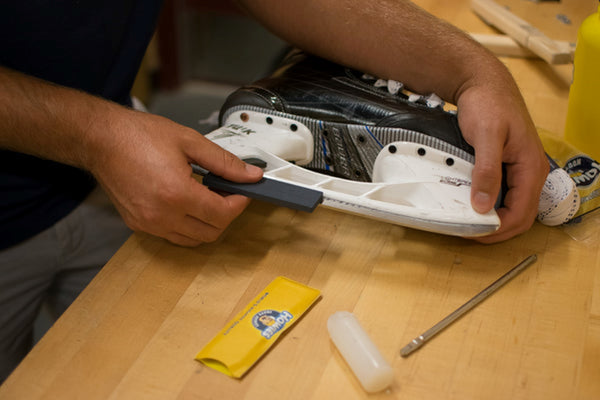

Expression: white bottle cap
xmin=327 ymin=311 xmax=394 ymax=393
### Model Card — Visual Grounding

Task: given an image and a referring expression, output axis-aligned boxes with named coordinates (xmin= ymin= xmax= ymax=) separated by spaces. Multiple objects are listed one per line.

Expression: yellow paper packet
xmin=539 ymin=128 xmax=600 ymax=217
xmin=195 ymin=276 xmax=320 ymax=378
xmin=539 ymin=128 xmax=600 ymax=242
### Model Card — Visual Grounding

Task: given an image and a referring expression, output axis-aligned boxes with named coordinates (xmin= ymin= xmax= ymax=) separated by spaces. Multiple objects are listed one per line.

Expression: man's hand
xmin=238 ymin=0 xmax=549 ymax=242
xmin=0 ymin=65 xmax=263 ymax=247
xmin=456 ymin=79 xmax=549 ymax=243
xmin=89 ymin=108 xmax=263 ymax=247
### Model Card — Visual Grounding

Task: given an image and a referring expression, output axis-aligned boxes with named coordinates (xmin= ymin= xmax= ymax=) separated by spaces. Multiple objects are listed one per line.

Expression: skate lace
xmin=361 ymin=74 xmax=455 ymax=113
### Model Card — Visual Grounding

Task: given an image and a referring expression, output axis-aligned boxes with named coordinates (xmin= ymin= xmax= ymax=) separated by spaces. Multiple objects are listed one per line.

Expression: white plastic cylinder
xmin=327 ymin=311 xmax=394 ymax=393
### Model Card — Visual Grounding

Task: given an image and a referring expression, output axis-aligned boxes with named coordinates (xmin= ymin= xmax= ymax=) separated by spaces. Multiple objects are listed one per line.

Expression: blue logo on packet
xmin=252 ymin=310 xmax=293 ymax=339
xmin=565 ymin=155 xmax=600 ymax=188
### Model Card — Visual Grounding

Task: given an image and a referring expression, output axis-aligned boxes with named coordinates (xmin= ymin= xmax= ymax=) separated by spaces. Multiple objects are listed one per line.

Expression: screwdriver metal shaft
xmin=400 ymin=254 xmax=538 ymax=357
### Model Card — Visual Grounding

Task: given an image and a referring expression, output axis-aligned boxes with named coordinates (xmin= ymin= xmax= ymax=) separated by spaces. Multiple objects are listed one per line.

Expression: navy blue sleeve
xmin=0 ymin=0 xmax=164 ymax=249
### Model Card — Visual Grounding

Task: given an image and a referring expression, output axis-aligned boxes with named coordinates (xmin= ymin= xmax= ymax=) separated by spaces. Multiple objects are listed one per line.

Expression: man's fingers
xmin=456 ymin=88 xmax=507 ymax=215
xmin=473 ymin=187 xmax=534 ymax=243
xmin=471 ymin=156 xmax=503 ymax=213
xmin=143 ymin=194 xmax=251 ymax=247
xmin=187 ymin=135 xmax=263 ymax=182
xmin=463 ymin=126 xmax=504 ymax=214
xmin=163 ymin=232 xmax=203 ymax=248
xmin=179 ymin=190 xmax=251 ymax=241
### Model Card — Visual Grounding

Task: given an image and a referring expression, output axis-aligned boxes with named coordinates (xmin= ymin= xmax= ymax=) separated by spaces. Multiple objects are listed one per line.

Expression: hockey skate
xmin=204 ymin=51 xmax=578 ymax=237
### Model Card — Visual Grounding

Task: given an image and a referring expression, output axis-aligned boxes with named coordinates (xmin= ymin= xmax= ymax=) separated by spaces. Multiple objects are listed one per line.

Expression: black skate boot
xmin=205 ymin=50 xmax=577 ymax=236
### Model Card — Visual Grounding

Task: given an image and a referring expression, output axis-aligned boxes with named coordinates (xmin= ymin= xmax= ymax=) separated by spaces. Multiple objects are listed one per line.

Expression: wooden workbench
xmin=1 ymin=1 xmax=598 ymax=399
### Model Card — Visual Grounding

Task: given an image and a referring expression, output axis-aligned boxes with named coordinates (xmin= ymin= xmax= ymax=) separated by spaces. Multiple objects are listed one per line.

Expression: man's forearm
xmin=236 ymin=0 xmax=513 ymax=103
xmin=0 ymin=66 xmax=121 ymax=171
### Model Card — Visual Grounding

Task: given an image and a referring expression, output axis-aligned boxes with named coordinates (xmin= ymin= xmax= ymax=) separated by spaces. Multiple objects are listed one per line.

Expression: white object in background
xmin=469 ymin=33 xmax=575 ymax=61
xmin=327 ymin=311 xmax=394 ymax=393
xmin=471 ymin=0 xmax=575 ymax=64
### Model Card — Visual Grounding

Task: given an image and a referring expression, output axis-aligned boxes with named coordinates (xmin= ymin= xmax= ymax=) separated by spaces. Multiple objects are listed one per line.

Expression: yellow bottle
xmin=564 ymin=2 xmax=600 ymax=162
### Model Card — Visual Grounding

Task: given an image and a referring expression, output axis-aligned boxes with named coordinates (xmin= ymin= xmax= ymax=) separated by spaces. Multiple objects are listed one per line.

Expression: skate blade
xmin=206 ymin=110 xmax=500 ymax=237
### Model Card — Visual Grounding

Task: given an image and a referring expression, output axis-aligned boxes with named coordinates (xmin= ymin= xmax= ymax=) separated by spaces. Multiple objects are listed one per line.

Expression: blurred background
xmin=133 ymin=0 xmax=289 ymax=132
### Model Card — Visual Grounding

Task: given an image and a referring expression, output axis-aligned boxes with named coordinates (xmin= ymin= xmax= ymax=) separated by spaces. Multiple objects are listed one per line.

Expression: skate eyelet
xmin=446 ymin=158 xmax=454 ymax=166
xmin=322 ymin=129 xmax=329 ymax=136
xmin=358 ymin=135 xmax=365 ymax=143
xmin=240 ymin=112 xmax=249 ymax=122
xmin=266 ymin=117 xmax=273 ymax=124
xmin=290 ymin=124 xmax=298 ymax=132
xmin=389 ymin=145 xmax=397 ymax=154
xmin=417 ymin=148 xmax=426 ymax=156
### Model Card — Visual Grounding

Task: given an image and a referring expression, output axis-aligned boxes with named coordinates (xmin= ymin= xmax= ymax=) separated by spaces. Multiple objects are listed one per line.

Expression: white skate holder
xmin=205 ymin=110 xmax=500 ymax=237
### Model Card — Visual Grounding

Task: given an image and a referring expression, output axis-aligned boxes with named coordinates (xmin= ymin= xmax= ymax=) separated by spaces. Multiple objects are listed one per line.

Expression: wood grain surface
xmin=1 ymin=1 xmax=598 ymax=399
